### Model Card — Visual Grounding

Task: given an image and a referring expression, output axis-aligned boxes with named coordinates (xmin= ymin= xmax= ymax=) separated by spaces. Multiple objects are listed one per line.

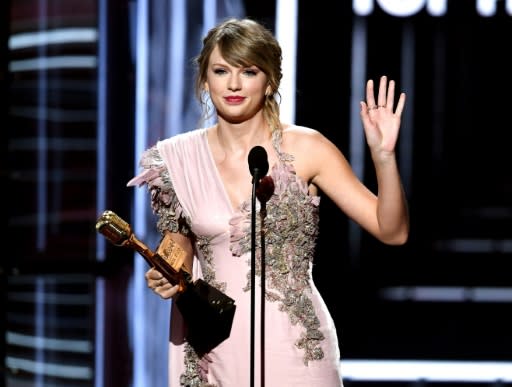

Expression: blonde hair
xmin=194 ymin=18 xmax=283 ymax=132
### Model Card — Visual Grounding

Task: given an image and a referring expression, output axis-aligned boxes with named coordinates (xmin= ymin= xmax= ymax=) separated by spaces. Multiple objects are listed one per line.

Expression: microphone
xmin=248 ymin=146 xmax=273 ymax=204
xmin=256 ymin=176 xmax=274 ymax=204
xmin=248 ymin=145 xmax=269 ymax=184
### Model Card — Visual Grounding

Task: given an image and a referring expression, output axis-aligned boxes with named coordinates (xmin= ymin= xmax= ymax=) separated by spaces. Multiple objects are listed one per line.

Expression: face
xmin=205 ymin=45 xmax=270 ymax=124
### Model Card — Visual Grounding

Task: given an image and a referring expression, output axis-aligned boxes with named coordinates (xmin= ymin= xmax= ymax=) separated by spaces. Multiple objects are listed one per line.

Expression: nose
xmin=228 ymin=74 xmax=241 ymax=91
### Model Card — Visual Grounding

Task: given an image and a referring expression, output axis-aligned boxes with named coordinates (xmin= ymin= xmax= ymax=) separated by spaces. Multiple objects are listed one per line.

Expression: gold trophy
xmin=96 ymin=210 xmax=236 ymax=355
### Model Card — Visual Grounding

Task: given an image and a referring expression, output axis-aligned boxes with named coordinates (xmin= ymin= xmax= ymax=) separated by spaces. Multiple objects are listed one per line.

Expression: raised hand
xmin=359 ymin=75 xmax=406 ymax=156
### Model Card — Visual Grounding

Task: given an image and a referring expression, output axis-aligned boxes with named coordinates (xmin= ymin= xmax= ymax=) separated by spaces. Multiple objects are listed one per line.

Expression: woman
xmin=128 ymin=17 xmax=409 ymax=387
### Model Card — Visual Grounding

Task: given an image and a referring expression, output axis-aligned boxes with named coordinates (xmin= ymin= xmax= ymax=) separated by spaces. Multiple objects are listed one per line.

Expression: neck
xmin=214 ymin=120 xmax=271 ymax=153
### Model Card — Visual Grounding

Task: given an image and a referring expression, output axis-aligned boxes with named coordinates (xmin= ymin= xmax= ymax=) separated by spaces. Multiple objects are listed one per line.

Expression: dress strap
xmin=271 ymin=128 xmax=294 ymax=163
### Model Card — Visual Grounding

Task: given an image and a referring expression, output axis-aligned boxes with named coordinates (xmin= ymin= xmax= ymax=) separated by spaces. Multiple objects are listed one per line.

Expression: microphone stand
xmin=250 ymin=171 xmax=259 ymax=387
xmin=259 ymin=193 xmax=267 ymax=387
xmin=250 ymin=174 xmax=273 ymax=387
xmin=248 ymin=146 xmax=271 ymax=387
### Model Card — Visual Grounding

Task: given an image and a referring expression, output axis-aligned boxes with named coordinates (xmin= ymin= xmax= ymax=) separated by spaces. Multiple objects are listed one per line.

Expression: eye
xmin=213 ymin=68 xmax=227 ymax=75
xmin=243 ymin=69 xmax=258 ymax=77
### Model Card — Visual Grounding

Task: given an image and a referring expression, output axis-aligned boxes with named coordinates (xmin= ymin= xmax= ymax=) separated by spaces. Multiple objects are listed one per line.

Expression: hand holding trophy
xmin=96 ymin=210 xmax=236 ymax=356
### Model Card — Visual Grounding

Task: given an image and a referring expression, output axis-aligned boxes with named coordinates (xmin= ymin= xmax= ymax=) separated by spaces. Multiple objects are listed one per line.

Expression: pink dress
xmin=128 ymin=128 xmax=344 ymax=387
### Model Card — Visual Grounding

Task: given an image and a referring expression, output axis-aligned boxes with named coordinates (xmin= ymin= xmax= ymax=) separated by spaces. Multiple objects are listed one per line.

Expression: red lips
xmin=224 ymin=96 xmax=245 ymax=103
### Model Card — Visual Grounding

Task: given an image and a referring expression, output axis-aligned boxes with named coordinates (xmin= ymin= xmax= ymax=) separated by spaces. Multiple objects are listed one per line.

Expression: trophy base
xmin=176 ymin=278 xmax=236 ymax=356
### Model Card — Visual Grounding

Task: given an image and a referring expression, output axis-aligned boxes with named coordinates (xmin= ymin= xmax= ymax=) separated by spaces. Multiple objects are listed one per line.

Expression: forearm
xmin=373 ymin=152 xmax=410 ymax=245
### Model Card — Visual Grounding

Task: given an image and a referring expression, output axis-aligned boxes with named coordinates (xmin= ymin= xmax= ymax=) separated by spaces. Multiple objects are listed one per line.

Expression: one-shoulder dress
xmin=128 ymin=128 xmax=344 ymax=387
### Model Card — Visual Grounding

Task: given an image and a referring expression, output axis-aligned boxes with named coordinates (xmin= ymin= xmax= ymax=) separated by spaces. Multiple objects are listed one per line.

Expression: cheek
xmin=246 ymin=81 xmax=267 ymax=96
xmin=207 ymin=79 xmax=226 ymax=96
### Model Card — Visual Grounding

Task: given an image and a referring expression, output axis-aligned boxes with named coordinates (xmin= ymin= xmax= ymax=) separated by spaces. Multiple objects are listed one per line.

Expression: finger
xmin=394 ymin=92 xmax=406 ymax=116
xmin=147 ymin=279 xmax=158 ymax=290
xmin=157 ymin=282 xmax=173 ymax=291
xmin=159 ymin=284 xmax=180 ymax=299
xmin=152 ymin=278 xmax=168 ymax=288
xmin=377 ymin=75 xmax=387 ymax=107
xmin=198 ymin=353 xmax=213 ymax=374
xmin=146 ymin=267 xmax=164 ymax=280
xmin=360 ymin=101 xmax=368 ymax=116
xmin=366 ymin=79 xmax=376 ymax=109
xmin=147 ymin=276 xmax=165 ymax=291
xmin=201 ymin=353 xmax=213 ymax=362
xmin=198 ymin=360 xmax=209 ymax=373
xmin=386 ymin=79 xmax=395 ymax=109
xmin=360 ymin=101 xmax=374 ymax=123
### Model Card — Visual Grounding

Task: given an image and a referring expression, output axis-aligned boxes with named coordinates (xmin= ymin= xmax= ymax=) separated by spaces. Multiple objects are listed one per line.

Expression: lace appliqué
xmin=180 ymin=346 xmax=216 ymax=387
xmin=196 ymin=236 xmax=228 ymax=293
xmin=229 ymin=155 xmax=324 ymax=365
xmin=136 ymin=146 xmax=217 ymax=386
xmin=137 ymin=146 xmax=192 ymax=236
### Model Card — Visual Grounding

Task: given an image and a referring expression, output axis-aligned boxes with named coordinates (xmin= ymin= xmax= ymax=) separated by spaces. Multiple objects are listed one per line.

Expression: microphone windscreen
xmin=248 ymin=146 xmax=269 ymax=177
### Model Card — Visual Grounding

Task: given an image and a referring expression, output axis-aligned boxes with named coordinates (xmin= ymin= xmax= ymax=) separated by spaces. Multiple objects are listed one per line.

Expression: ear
xmin=204 ymin=81 xmax=209 ymax=93
xmin=265 ymin=85 xmax=272 ymax=96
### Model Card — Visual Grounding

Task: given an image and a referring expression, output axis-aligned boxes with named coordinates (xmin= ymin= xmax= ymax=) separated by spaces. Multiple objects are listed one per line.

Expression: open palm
xmin=360 ymin=75 xmax=406 ymax=155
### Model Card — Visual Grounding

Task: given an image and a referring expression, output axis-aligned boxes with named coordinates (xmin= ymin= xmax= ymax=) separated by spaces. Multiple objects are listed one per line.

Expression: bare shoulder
xmin=282 ymin=124 xmax=323 ymax=137
xmin=280 ymin=124 xmax=342 ymax=186
xmin=283 ymin=125 xmax=327 ymax=146
xmin=282 ymin=125 xmax=332 ymax=157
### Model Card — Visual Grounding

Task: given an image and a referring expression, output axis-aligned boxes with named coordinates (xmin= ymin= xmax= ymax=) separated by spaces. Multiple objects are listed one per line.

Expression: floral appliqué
xmin=229 ymin=148 xmax=324 ymax=365
xmin=134 ymin=145 xmax=218 ymax=387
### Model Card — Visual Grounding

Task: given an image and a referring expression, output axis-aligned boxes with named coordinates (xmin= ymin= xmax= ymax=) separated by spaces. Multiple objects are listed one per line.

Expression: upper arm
xmin=295 ymin=129 xmax=381 ymax=238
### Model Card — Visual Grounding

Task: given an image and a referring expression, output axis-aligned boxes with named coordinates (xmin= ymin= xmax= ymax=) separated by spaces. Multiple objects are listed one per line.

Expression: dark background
xmin=3 ymin=0 xmax=512 ymax=386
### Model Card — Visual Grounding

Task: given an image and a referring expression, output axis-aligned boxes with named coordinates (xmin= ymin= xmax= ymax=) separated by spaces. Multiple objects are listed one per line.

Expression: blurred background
xmin=3 ymin=0 xmax=512 ymax=386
